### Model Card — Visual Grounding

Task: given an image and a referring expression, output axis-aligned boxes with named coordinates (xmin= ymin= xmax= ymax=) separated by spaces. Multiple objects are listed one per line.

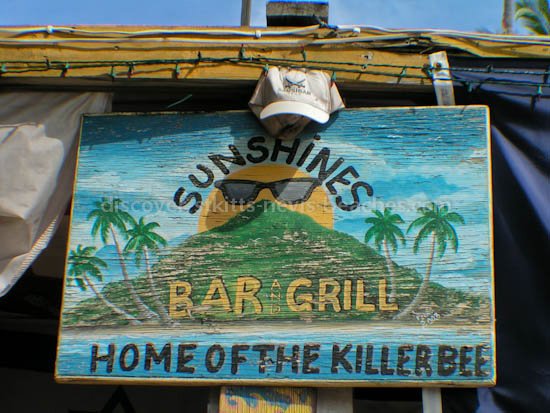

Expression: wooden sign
xmin=56 ymin=107 xmax=495 ymax=386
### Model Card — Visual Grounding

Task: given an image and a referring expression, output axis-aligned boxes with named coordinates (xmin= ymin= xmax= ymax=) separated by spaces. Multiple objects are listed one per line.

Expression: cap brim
xmin=260 ymin=101 xmax=330 ymax=124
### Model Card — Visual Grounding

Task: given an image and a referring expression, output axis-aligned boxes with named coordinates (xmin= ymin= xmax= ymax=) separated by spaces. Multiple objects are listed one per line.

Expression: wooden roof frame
xmin=0 ymin=25 xmax=548 ymax=90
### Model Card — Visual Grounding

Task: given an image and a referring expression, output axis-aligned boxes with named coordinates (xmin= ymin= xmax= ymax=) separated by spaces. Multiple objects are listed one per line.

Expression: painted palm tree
xmin=67 ymin=245 xmax=140 ymax=325
xmin=87 ymin=197 xmax=159 ymax=321
xmin=124 ymin=216 xmax=171 ymax=323
xmin=364 ymin=208 xmax=405 ymax=303
xmin=395 ymin=203 xmax=465 ymax=320
xmin=515 ymin=0 xmax=550 ymax=35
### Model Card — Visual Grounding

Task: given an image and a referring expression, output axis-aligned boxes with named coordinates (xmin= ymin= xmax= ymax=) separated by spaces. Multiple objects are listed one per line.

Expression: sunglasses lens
xmin=218 ymin=181 xmax=257 ymax=204
xmin=272 ymin=179 xmax=319 ymax=204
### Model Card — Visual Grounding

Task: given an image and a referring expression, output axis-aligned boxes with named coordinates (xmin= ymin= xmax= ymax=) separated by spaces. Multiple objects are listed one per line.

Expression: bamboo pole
xmin=241 ymin=0 xmax=252 ymax=27
xmin=422 ymin=388 xmax=442 ymax=413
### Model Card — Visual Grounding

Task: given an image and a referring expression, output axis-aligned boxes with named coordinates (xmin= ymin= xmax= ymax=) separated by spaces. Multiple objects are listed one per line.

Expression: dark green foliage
xmin=124 ymin=216 xmax=167 ymax=267
xmin=408 ymin=202 xmax=465 ymax=258
xmin=515 ymin=0 xmax=550 ymax=35
xmin=67 ymin=245 xmax=107 ymax=290
xmin=364 ymin=208 xmax=406 ymax=253
xmin=88 ymin=197 xmax=134 ymax=244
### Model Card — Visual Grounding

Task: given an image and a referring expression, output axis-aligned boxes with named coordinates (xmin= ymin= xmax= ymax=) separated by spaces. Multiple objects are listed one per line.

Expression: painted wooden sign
xmin=56 ymin=106 xmax=495 ymax=386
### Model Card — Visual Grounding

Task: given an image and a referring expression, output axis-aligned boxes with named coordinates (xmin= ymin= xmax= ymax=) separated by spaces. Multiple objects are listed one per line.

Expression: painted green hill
xmin=64 ymin=200 xmax=488 ymax=326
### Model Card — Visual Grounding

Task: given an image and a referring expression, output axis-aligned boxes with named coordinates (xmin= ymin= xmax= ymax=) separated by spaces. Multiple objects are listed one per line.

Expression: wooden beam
xmin=1 ymin=26 xmax=547 ymax=88
xmin=0 ymin=44 xmax=431 ymax=85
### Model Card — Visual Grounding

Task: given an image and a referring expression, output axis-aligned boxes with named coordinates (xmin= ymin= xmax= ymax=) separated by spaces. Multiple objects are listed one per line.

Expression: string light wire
xmin=1 ymin=56 xmax=548 ymax=95
xmin=0 ymin=24 xmax=547 ymax=95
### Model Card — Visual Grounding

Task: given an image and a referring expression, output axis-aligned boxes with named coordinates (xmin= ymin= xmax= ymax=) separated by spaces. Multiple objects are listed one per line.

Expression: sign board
xmin=56 ymin=107 xmax=495 ymax=386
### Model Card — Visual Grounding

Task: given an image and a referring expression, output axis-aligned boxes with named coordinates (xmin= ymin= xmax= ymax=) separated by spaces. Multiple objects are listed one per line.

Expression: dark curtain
xmin=443 ymin=64 xmax=550 ymax=413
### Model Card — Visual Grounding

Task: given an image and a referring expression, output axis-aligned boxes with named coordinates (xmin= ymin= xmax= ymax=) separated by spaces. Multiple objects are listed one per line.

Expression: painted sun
xmin=197 ymin=164 xmax=334 ymax=232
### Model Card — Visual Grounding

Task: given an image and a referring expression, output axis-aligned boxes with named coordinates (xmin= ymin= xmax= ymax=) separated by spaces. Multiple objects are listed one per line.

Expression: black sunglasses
xmin=214 ymin=178 xmax=322 ymax=205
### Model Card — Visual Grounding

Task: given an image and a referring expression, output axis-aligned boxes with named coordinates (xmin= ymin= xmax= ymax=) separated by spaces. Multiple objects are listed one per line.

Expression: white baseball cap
xmin=249 ymin=67 xmax=345 ymax=139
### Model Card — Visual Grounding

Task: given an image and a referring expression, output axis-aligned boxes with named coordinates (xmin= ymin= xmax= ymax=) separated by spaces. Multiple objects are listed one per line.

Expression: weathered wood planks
xmin=56 ymin=106 xmax=495 ymax=386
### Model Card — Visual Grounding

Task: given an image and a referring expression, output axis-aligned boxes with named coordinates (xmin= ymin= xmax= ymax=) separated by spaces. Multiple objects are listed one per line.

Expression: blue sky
xmin=3 ymin=0 xmax=507 ymax=33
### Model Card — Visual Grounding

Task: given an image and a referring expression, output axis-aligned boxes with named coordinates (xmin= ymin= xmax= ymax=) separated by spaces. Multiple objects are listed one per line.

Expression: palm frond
xmin=445 ymin=212 xmax=465 ymax=224
xmin=365 ymin=217 xmax=381 ymax=225
xmin=87 ymin=209 xmax=101 ymax=220
xmin=364 ymin=226 xmax=378 ymax=244
xmin=76 ymin=277 xmax=87 ymax=290
xmin=417 ymin=206 xmax=432 ymax=215
xmin=436 ymin=236 xmax=448 ymax=258
xmin=110 ymin=214 xmax=128 ymax=234
xmin=80 ymin=246 xmax=96 ymax=256
xmin=123 ymin=215 xmax=167 ymax=264
xmin=67 ymin=242 xmax=106 ymax=285
xmin=373 ymin=230 xmax=384 ymax=251
xmin=373 ymin=209 xmax=384 ymax=218
xmin=389 ymin=223 xmax=406 ymax=243
xmin=386 ymin=232 xmax=398 ymax=253
xmin=443 ymin=221 xmax=460 ymax=253
xmin=389 ymin=213 xmax=405 ymax=224
xmin=407 ymin=215 xmax=432 ymax=233
xmin=148 ymin=232 xmax=167 ymax=246
xmin=134 ymin=249 xmax=143 ymax=267
xmin=88 ymin=256 xmax=107 ymax=268
xmin=118 ymin=210 xmax=135 ymax=225
xmin=89 ymin=214 xmax=106 ymax=240
xmin=143 ymin=237 xmax=158 ymax=250
xmin=413 ymin=222 xmax=435 ymax=254
xmin=515 ymin=0 xmax=550 ymax=34
xmin=100 ymin=225 xmax=110 ymax=244
xmin=124 ymin=237 xmax=140 ymax=253
xmin=126 ymin=214 xmax=138 ymax=227
xmin=144 ymin=221 xmax=160 ymax=231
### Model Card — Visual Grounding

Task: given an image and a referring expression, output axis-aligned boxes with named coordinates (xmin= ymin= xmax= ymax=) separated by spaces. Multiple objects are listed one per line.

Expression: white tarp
xmin=0 ymin=92 xmax=112 ymax=296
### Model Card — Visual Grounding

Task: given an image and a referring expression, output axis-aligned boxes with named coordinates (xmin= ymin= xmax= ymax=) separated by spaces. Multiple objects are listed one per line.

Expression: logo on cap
xmin=283 ymin=74 xmax=311 ymax=96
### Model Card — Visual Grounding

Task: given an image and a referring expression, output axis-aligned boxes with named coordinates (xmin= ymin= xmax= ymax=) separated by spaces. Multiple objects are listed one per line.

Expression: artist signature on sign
xmin=412 ymin=311 xmax=440 ymax=327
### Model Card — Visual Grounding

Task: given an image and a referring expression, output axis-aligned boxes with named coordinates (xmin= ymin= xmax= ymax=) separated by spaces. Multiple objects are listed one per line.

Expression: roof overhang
xmin=0 ymin=25 xmax=548 ymax=90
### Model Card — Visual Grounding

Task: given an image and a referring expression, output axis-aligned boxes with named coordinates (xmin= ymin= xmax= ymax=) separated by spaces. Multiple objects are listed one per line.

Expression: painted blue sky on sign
xmin=72 ymin=107 xmax=491 ymax=294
